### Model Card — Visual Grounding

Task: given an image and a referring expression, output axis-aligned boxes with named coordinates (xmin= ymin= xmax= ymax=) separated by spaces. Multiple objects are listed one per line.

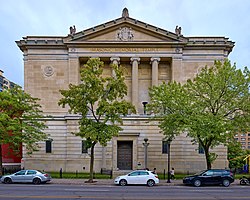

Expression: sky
xmin=1 ymin=0 xmax=250 ymax=87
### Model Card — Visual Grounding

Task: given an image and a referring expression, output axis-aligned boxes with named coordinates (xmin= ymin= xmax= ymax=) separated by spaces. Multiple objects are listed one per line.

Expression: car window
xmin=27 ymin=170 xmax=37 ymax=175
xmin=139 ymin=171 xmax=149 ymax=175
xmin=195 ymin=170 xmax=206 ymax=176
xmin=222 ymin=170 xmax=230 ymax=175
xmin=129 ymin=171 xmax=140 ymax=176
xmin=213 ymin=171 xmax=222 ymax=176
xmin=15 ymin=170 xmax=26 ymax=175
xmin=203 ymin=170 xmax=213 ymax=176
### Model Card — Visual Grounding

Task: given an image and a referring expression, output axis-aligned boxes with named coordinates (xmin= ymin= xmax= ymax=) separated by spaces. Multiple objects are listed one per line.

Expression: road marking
xmin=1 ymin=195 xmax=250 ymax=199
xmin=65 ymin=189 xmax=110 ymax=192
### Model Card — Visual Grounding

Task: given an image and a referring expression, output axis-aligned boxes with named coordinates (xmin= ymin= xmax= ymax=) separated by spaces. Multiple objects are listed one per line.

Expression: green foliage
xmin=228 ymin=141 xmax=248 ymax=169
xmin=148 ymin=59 xmax=250 ymax=169
xmin=58 ymin=57 xmax=135 ymax=182
xmin=0 ymin=86 xmax=48 ymax=175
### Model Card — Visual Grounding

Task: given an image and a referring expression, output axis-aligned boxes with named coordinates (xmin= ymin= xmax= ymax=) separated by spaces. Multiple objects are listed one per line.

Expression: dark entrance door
xmin=117 ymin=141 xmax=133 ymax=170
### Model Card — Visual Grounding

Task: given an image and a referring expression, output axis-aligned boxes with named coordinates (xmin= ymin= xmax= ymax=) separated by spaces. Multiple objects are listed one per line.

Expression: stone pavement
xmin=50 ymin=178 xmax=239 ymax=186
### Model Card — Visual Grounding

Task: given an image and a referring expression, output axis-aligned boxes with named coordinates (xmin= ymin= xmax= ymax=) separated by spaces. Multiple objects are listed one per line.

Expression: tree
xmin=227 ymin=141 xmax=246 ymax=171
xmin=58 ymin=58 xmax=135 ymax=182
xmin=0 ymin=86 xmax=48 ymax=175
xmin=148 ymin=59 xmax=250 ymax=169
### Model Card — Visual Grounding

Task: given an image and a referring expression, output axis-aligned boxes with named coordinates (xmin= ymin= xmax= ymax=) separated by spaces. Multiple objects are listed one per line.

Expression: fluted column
xmin=150 ymin=57 xmax=160 ymax=86
xmin=110 ymin=57 xmax=120 ymax=77
xmin=130 ymin=57 xmax=140 ymax=113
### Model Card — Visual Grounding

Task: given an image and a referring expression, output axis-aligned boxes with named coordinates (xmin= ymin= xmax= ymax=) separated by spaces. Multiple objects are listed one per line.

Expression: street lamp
xmin=143 ymin=138 xmax=150 ymax=169
xmin=167 ymin=137 xmax=172 ymax=183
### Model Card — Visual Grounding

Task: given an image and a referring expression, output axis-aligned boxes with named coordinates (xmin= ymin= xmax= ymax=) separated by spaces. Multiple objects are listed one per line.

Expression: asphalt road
xmin=1 ymin=183 xmax=250 ymax=200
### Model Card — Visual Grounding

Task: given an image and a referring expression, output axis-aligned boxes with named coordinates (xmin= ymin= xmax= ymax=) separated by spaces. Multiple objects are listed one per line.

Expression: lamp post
xmin=143 ymin=138 xmax=149 ymax=169
xmin=167 ymin=138 xmax=172 ymax=183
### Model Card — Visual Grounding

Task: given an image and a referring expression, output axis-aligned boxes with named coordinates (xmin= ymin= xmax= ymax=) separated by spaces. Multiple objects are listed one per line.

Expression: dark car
xmin=183 ymin=169 xmax=234 ymax=187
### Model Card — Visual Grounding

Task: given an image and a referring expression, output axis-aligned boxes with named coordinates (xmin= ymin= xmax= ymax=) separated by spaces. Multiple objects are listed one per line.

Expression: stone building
xmin=16 ymin=8 xmax=234 ymax=174
xmin=0 ymin=70 xmax=22 ymax=171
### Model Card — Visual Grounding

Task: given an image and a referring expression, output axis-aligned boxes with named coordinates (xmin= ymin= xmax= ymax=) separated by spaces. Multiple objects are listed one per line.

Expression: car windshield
xmin=194 ymin=170 xmax=207 ymax=176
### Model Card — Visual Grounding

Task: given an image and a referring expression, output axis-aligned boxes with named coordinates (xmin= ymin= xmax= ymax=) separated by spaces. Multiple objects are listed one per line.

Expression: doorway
xmin=117 ymin=141 xmax=133 ymax=170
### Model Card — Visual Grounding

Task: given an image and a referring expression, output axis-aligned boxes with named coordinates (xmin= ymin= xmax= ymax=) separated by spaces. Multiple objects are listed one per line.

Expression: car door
xmin=126 ymin=171 xmax=140 ymax=184
xmin=201 ymin=170 xmax=214 ymax=185
xmin=138 ymin=171 xmax=150 ymax=184
xmin=25 ymin=170 xmax=37 ymax=183
xmin=212 ymin=170 xmax=223 ymax=184
xmin=11 ymin=170 xmax=26 ymax=183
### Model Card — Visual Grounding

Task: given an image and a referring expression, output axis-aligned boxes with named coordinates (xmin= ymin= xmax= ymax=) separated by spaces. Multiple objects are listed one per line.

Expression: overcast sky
xmin=1 ymin=0 xmax=250 ymax=87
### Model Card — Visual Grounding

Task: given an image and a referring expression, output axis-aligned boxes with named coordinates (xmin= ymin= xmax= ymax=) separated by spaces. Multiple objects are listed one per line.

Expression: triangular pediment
xmin=64 ymin=17 xmax=188 ymax=44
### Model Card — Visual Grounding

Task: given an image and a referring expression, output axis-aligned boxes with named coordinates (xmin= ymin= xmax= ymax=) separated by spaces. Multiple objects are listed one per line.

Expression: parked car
xmin=1 ymin=170 xmax=52 ymax=185
xmin=114 ymin=170 xmax=159 ymax=187
xmin=183 ymin=169 xmax=234 ymax=187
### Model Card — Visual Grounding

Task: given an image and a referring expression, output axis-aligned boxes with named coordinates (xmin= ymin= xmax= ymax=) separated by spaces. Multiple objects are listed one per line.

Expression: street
xmin=1 ymin=183 xmax=250 ymax=200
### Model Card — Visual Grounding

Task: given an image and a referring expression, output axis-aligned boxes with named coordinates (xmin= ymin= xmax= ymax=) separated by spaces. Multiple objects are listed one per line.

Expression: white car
xmin=114 ymin=170 xmax=159 ymax=187
xmin=1 ymin=170 xmax=52 ymax=184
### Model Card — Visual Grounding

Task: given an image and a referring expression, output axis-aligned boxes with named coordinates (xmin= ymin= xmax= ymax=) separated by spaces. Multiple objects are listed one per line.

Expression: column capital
xmin=150 ymin=57 xmax=160 ymax=64
xmin=130 ymin=57 xmax=140 ymax=64
xmin=110 ymin=57 xmax=120 ymax=64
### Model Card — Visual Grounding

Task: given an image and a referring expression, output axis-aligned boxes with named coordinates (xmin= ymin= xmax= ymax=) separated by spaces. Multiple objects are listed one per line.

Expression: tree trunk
xmin=204 ymin=147 xmax=212 ymax=169
xmin=0 ymin=144 xmax=2 ymax=176
xmin=88 ymin=142 xmax=96 ymax=183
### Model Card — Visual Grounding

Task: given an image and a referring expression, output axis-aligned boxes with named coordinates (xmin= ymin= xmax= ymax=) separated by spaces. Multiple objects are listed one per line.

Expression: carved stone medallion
xmin=44 ymin=65 xmax=54 ymax=77
xmin=117 ymin=27 xmax=134 ymax=41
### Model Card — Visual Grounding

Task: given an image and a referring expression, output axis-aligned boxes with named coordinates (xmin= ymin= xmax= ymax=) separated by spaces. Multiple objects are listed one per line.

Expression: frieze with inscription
xmin=91 ymin=48 xmax=160 ymax=52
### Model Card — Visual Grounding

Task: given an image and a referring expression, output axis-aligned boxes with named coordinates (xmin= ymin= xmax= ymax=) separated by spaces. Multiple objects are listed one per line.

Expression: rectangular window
xmin=82 ymin=140 xmax=88 ymax=153
xmin=45 ymin=140 xmax=52 ymax=153
xmin=162 ymin=141 xmax=169 ymax=154
xmin=198 ymin=143 xmax=204 ymax=154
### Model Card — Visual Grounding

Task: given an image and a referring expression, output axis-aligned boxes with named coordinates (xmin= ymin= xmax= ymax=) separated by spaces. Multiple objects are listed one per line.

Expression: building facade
xmin=0 ymin=70 xmax=22 ymax=171
xmin=0 ymin=70 xmax=16 ymax=92
xmin=16 ymin=8 xmax=234 ymax=174
xmin=235 ymin=133 xmax=250 ymax=149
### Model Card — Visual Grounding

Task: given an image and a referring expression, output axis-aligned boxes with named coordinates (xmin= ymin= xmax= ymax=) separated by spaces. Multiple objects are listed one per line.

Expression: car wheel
xmin=147 ymin=179 xmax=155 ymax=187
xmin=240 ymin=179 xmax=247 ymax=185
xmin=119 ymin=179 xmax=127 ymax=186
xmin=4 ymin=178 xmax=12 ymax=184
xmin=222 ymin=179 xmax=230 ymax=187
xmin=193 ymin=179 xmax=201 ymax=187
xmin=33 ymin=178 xmax=42 ymax=185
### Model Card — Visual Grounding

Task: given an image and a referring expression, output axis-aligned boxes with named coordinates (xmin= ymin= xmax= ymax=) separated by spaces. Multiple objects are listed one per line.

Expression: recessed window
xmin=198 ymin=143 xmax=204 ymax=154
xmin=45 ymin=140 xmax=52 ymax=153
xmin=162 ymin=141 xmax=169 ymax=154
xmin=82 ymin=140 xmax=88 ymax=153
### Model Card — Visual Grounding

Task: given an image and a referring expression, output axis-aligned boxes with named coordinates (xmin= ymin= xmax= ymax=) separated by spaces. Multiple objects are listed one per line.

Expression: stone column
xmin=110 ymin=57 xmax=120 ymax=77
xmin=150 ymin=57 xmax=160 ymax=87
xmin=130 ymin=57 xmax=140 ymax=113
